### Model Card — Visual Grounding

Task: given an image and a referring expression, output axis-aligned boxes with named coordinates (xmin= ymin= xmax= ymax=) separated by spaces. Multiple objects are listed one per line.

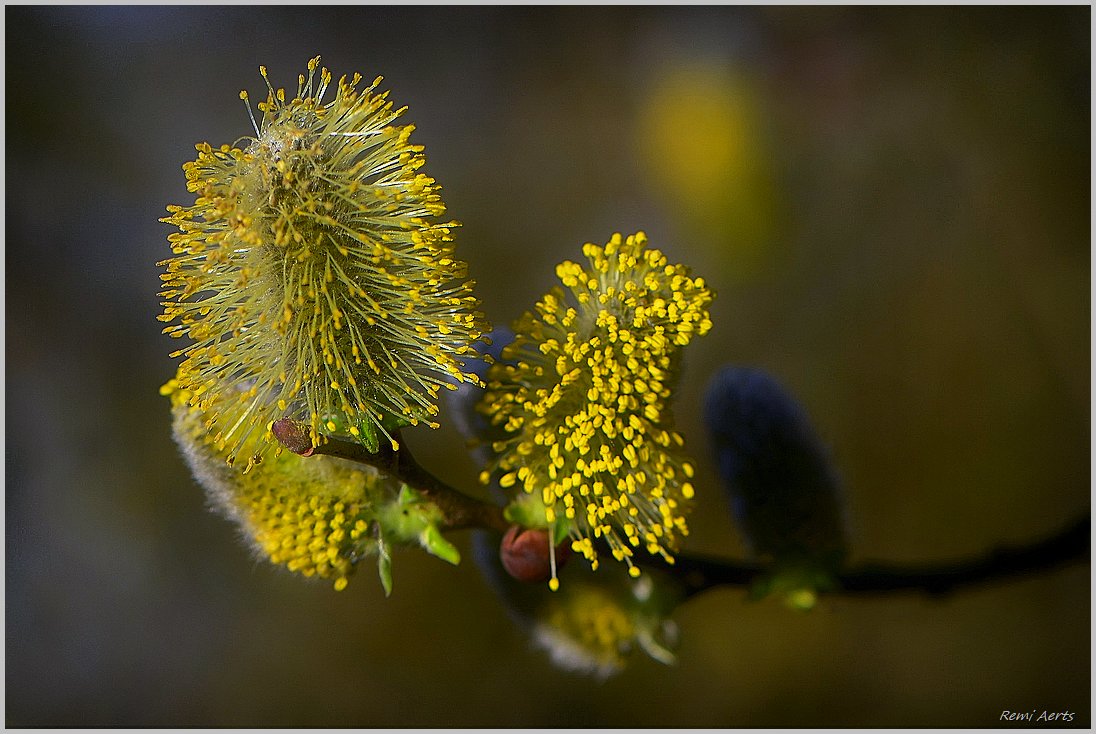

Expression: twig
xmin=670 ymin=515 xmax=1090 ymax=598
xmin=272 ymin=419 xmax=510 ymax=533
xmin=835 ymin=515 xmax=1090 ymax=596
xmin=271 ymin=419 xmax=1089 ymax=599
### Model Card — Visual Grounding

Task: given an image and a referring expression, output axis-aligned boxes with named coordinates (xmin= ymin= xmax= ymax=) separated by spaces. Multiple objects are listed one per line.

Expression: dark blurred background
xmin=6 ymin=5 xmax=1090 ymax=727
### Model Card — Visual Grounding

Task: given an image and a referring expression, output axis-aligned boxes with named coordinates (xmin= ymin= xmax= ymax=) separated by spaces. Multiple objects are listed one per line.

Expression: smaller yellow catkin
xmin=480 ymin=232 xmax=713 ymax=582
xmin=169 ymin=378 xmax=390 ymax=591
xmin=529 ymin=576 xmax=678 ymax=678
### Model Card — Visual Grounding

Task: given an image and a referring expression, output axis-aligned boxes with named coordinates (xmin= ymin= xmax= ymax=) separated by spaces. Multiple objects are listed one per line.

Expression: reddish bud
xmin=500 ymin=525 xmax=573 ymax=583
xmin=272 ymin=418 xmax=315 ymax=456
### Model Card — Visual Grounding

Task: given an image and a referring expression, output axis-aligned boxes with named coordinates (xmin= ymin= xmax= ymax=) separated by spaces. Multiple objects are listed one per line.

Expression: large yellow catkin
xmin=159 ymin=57 xmax=489 ymax=469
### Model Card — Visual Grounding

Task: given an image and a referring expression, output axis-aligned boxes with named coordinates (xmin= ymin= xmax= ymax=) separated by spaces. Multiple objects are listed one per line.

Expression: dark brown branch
xmin=272 ymin=419 xmax=509 ymax=533
xmin=271 ymin=419 xmax=1088 ymax=599
xmin=669 ymin=515 xmax=1090 ymax=599
xmin=836 ymin=515 xmax=1090 ymax=596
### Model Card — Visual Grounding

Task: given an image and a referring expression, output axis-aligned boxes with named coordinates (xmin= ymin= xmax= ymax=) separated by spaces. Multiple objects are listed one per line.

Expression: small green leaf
xmin=747 ymin=558 xmax=838 ymax=610
xmin=356 ymin=417 xmax=380 ymax=454
xmin=321 ymin=411 xmax=380 ymax=453
xmin=503 ymin=492 xmax=550 ymax=529
xmin=551 ymin=519 xmax=571 ymax=546
xmin=379 ymin=411 xmax=413 ymax=435
xmin=396 ymin=484 xmax=418 ymax=505
xmin=785 ymin=588 xmax=818 ymax=611
xmin=421 ymin=524 xmax=461 ymax=566
xmin=376 ymin=485 xmax=460 ymax=567
xmin=636 ymin=627 xmax=677 ymax=666
xmin=376 ymin=533 xmax=393 ymax=597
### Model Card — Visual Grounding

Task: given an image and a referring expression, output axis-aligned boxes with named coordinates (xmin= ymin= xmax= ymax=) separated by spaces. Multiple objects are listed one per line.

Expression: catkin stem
xmin=273 ymin=418 xmax=509 ymax=533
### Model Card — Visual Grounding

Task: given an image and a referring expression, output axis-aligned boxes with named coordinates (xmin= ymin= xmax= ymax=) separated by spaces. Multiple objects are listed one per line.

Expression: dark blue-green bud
xmin=703 ymin=366 xmax=849 ymax=607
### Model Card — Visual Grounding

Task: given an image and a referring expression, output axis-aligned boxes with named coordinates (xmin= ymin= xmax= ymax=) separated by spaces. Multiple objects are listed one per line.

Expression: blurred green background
xmin=6 ymin=5 xmax=1089 ymax=727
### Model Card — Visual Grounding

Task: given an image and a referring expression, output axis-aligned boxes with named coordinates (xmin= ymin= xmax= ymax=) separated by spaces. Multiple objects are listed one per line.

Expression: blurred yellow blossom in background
xmin=636 ymin=63 xmax=780 ymax=278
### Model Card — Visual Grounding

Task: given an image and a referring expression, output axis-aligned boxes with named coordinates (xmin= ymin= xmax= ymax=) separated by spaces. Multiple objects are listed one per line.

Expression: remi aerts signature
xmin=1000 ymin=710 xmax=1075 ymax=723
